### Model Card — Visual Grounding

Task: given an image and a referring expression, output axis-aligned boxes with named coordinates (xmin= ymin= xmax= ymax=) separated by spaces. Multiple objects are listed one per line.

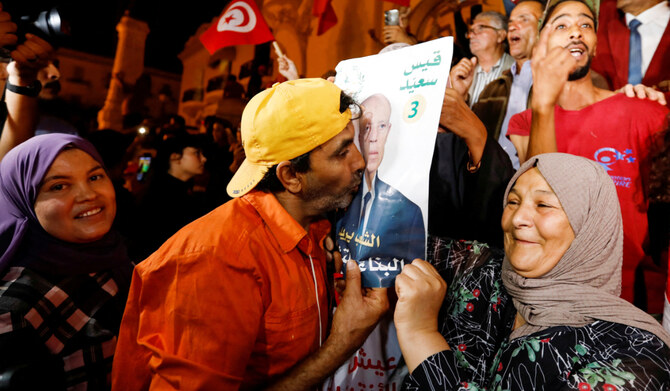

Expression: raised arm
xmin=430 ymin=88 xmax=514 ymax=246
xmin=526 ymin=25 xmax=574 ymax=159
xmin=277 ymin=54 xmax=299 ymax=81
xmin=0 ymin=17 xmax=54 ymax=160
xmin=439 ymin=87 xmax=487 ymax=164
xmin=449 ymin=57 xmax=477 ymax=102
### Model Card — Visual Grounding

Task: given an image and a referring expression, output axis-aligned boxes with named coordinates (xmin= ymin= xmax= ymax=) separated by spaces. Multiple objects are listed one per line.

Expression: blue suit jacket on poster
xmin=337 ymin=176 xmax=425 ymax=286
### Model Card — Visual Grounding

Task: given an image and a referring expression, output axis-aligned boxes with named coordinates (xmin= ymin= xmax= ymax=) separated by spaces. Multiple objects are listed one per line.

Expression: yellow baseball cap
xmin=227 ymin=78 xmax=352 ymax=198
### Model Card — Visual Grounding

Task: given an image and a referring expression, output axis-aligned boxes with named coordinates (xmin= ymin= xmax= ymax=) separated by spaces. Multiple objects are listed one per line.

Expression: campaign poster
xmin=335 ymin=37 xmax=453 ymax=288
xmin=324 ymin=37 xmax=454 ymax=391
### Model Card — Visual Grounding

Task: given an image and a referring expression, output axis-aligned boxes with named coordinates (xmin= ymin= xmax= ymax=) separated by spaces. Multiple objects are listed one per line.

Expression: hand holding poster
xmin=335 ymin=37 xmax=453 ymax=288
xmin=324 ymin=37 xmax=453 ymax=391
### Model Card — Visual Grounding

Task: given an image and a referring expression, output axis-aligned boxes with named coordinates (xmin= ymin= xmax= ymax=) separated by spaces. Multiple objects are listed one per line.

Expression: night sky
xmin=10 ymin=0 xmax=230 ymax=73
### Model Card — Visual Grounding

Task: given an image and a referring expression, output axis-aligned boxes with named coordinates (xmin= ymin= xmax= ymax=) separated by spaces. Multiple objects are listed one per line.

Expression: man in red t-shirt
xmin=507 ymin=0 xmax=669 ymax=310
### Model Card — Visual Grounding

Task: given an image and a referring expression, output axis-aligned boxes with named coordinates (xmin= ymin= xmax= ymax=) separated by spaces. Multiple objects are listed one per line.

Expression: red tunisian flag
xmin=383 ymin=0 xmax=410 ymax=7
xmin=200 ymin=0 xmax=275 ymax=55
xmin=313 ymin=0 xmax=338 ymax=35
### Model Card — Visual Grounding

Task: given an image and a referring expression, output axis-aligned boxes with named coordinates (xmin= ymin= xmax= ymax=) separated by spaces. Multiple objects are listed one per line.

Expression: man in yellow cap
xmin=112 ymin=78 xmax=389 ymax=390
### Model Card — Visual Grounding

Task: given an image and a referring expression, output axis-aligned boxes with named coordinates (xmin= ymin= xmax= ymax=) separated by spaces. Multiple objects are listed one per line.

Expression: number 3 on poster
xmin=403 ymin=95 xmax=426 ymax=123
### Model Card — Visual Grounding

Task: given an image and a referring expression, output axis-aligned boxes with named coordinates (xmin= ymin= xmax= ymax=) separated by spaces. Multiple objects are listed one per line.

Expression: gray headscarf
xmin=502 ymin=153 xmax=670 ymax=347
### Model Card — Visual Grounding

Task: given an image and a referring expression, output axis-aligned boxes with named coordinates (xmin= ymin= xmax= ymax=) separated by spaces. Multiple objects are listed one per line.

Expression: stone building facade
xmin=177 ymin=0 xmax=503 ymax=129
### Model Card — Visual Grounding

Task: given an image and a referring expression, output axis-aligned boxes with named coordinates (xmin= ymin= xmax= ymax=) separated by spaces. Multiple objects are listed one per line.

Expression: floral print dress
xmin=402 ymin=237 xmax=670 ymax=391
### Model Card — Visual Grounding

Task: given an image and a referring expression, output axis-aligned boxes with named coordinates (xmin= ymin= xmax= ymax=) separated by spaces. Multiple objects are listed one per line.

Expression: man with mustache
xmin=458 ymin=11 xmax=514 ymax=107
xmin=463 ymin=0 xmax=546 ymax=169
xmin=456 ymin=0 xmax=664 ymax=170
xmin=113 ymin=79 xmax=389 ymax=390
xmin=507 ymin=0 xmax=670 ymax=310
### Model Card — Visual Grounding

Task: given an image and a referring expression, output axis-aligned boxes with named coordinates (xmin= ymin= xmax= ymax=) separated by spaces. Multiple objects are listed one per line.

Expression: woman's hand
xmin=394 ymin=259 xmax=450 ymax=373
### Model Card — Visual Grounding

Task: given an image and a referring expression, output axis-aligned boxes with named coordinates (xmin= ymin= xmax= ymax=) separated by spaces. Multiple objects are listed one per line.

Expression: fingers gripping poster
xmin=324 ymin=37 xmax=453 ymax=391
xmin=335 ymin=37 xmax=453 ymax=289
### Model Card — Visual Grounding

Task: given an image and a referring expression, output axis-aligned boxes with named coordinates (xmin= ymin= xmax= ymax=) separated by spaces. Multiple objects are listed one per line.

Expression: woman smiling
xmin=0 ymin=134 xmax=133 ymax=390
xmin=395 ymin=153 xmax=670 ymax=390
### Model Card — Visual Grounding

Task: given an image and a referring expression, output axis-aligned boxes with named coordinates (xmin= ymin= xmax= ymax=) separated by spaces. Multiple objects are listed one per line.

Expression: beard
xmin=568 ymin=56 xmax=592 ymax=81
xmin=302 ymin=170 xmax=363 ymax=212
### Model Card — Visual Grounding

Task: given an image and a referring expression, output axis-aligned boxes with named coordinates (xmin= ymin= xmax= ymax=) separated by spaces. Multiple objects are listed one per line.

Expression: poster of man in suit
xmin=337 ymin=93 xmax=425 ymax=286
xmin=335 ymin=37 xmax=453 ymax=288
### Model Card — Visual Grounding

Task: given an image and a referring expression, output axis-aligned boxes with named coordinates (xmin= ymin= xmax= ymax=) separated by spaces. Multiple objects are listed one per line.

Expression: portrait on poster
xmin=335 ymin=37 xmax=453 ymax=288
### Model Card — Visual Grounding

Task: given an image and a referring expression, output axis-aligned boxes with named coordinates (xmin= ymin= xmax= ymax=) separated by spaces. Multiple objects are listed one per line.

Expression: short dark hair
xmin=255 ymin=151 xmax=311 ymax=193
xmin=516 ymin=0 xmax=547 ymax=7
xmin=154 ymin=134 xmax=205 ymax=173
xmin=541 ymin=0 xmax=598 ymax=31
xmin=204 ymin=116 xmax=234 ymax=138
xmin=255 ymin=90 xmax=357 ymax=193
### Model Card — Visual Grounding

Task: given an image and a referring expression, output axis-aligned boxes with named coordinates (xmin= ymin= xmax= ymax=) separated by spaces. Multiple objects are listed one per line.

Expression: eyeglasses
xmin=349 ymin=102 xmax=363 ymax=120
xmin=466 ymin=24 xmax=500 ymax=37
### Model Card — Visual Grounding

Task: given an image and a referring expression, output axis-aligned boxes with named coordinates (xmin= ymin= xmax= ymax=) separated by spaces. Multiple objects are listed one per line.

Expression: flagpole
xmin=272 ymin=41 xmax=284 ymax=58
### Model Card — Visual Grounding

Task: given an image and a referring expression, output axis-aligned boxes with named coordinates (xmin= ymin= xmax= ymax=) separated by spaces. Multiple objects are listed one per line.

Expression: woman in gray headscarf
xmin=395 ymin=153 xmax=670 ymax=390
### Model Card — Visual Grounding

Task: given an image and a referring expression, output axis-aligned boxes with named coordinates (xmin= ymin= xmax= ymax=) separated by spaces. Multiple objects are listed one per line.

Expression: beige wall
xmin=177 ymin=0 xmax=504 ymax=127
xmin=178 ymin=22 xmax=255 ymax=128
xmin=302 ymin=0 xmax=386 ymax=77
xmin=55 ymin=47 xmax=181 ymax=121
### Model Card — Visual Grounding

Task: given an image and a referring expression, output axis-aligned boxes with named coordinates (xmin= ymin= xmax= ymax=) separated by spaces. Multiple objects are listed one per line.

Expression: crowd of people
xmin=0 ymin=0 xmax=669 ymax=389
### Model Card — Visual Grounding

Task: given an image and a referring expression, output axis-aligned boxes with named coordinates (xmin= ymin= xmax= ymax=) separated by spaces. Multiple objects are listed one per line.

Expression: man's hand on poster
xmin=277 ymin=55 xmax=299 ymax=81
xmin=326 ymin=261 xmax=389 ymax=356
xmin=324 ymin=235 xmax=346 ymax=296
xmin=616 ymin=83 xmax=667 ymax=106
xmin=439 ymin=88 xmax=487 ymax=165
xmin=448 ymin=57 xmax=477 ymax=100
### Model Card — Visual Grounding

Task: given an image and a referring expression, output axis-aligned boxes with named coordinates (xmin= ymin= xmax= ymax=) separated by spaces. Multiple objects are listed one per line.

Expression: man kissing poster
xmin=335 ymin=37 xmax=453 ymax=288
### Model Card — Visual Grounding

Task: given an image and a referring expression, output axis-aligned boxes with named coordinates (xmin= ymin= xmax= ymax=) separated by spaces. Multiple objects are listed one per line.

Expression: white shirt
xmin=499 ymin=60 xmax=533 ymax=170
xmin=625 ymin=1 xmax=670 ymax=76
xmin=359 ymin=173 xmax=377 ymax=233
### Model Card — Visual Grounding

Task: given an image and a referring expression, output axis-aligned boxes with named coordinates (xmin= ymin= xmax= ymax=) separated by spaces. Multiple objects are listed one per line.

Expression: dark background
xmin=6 ymin=0 xmax=230 ymax=73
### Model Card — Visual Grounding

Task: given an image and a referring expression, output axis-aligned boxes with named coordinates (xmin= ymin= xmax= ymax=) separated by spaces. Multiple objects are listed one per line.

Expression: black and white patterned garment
xmin=0 ymin=266 xmax=127 ymax=390
xmin=403 ymin=237 xmax=670 ymax=391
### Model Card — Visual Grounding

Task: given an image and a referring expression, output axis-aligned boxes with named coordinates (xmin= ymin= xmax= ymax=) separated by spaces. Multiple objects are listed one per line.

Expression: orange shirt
xmin=112 ymin=190 xmax=331 ymax=390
